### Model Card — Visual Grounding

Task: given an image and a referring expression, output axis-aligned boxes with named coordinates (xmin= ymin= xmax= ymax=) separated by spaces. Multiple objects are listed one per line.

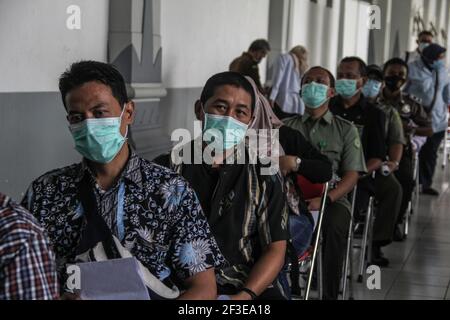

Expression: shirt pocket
xmin=320 ymin=144 xmax=343 ymax=174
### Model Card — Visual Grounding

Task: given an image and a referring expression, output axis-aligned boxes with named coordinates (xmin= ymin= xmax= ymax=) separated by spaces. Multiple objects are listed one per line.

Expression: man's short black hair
xmin=59 ymin=60 xmax=129 ymax=109
xmin=418 ymin=30 xmax=434 ymax=39
xmin=383 ymin=58 xmax=409 ymax=76
xmin=340 ymin=56 xmax=368 ymax=77
xmin=302 ymin=66 xmax=336 ymax=88
xmin=249 ymin=39 xmax=271 ymax=52
xmin=366 ymin=64 xmax=384 ymax=81
xmin=200 ymin=72 xmax=255 ymax=109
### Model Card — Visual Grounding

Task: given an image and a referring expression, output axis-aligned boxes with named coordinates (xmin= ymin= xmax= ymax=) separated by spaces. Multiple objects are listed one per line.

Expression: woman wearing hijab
xmin=405 ymin=43 xmax=450 ymax=196
xmin=155 ymin=72 xmax=332 ymax=300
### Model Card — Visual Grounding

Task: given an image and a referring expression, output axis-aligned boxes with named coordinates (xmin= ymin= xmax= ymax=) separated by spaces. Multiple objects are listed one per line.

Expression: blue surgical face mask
xmin=336 ymin=79 xmax=360 ymax=99
xmin=432 ymin=59 xmax=446 ymax=70
xmin=419 ymin=42 xmax=430 ymax=52
xmin=203 ymin=113 xmax=248 ymax=152
xmin=301 ymin=82 xmax=330 ymax=109
xmin=362 ymin=79 xmax=382 ymax=98
xmin=69 ymin=107 xmax=128 ymax=164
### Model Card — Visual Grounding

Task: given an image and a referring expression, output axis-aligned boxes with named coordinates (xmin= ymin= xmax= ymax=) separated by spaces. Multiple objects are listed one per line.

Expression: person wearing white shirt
xmin=269 ymin=46 xmax=309 ymax=117
xmin=405 ymin=44 xmax=450 ymax=196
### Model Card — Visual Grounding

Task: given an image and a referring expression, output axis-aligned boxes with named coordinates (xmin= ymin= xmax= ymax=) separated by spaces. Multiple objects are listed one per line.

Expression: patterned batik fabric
xmin=21 ymin=151 xmax=225 ymax=290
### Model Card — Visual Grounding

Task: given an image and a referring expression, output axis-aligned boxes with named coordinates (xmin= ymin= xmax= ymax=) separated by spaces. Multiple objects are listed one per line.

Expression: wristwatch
xmin=294 ymin=157 xmax=302 ymax=172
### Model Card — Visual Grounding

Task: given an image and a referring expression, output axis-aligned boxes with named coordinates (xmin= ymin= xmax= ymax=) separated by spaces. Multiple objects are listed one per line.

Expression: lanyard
xmin=117 ymin=182 xmax=126 ymax=241
xmin=78 ymin=181 xmax=126 ymax=242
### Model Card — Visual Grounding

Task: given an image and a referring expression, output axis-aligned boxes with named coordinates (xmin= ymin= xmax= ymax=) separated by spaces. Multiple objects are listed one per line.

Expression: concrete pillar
xmin=369 ymin=0 xmax=392 ymax=64
xmin=322 ymin=0 xmax=341 ymax=72
xmin=266 ymin=0 xmax=291 ymax=84
xmin=389 ymin=0 xmax=414 ymax=58
xmin=309 ymin=0 xmax=326 ymax=67
xmin=108 ymin=0 xmax=170 ymax=161
xmin=336 ymin=0 xmax=346 ymax=63
xmin=436 ymin=0 xmax=448 ymax=45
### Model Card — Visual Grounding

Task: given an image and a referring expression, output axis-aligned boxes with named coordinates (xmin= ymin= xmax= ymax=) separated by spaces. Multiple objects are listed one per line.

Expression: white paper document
xmin=78 ymin=257 xmax=150 ymax=300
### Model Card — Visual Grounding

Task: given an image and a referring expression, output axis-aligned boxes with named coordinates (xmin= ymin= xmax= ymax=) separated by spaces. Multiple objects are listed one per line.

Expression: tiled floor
xmin=351 ymin=156 xmax=450 ymax=300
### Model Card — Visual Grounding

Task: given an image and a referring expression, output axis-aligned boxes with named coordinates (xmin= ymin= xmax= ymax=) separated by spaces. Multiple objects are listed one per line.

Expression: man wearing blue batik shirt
xmin=21 ymin=61 xmax=225 ymax=300
xmin=405 ymin=44 xmax=450 ymax=196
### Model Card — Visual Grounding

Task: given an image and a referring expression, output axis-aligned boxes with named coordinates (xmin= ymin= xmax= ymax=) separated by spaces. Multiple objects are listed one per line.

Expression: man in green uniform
xmin=330 ymin=57 xmax=401 ymax=267
xmin=379 ymin=58 xmax=433 ymax=240
xmin=284 ymin=66 xmax=367 ymax=300
xmin=375 ymin=60 xmax=407 ymax=246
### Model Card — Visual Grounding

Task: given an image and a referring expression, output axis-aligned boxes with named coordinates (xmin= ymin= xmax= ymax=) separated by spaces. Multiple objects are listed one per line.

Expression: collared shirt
xmin=0 ymin=193 xmax=59 ymax=300
xmin=404 ymin=50 xmax=421 ymax=64
xmin=377 ymin=92 xmax=407 ymax=147
xmin=330 ymin=95 xmax=387 ymax=162
xmin=21 ymin=150 xmax=225 ymax=291
xmin=278 ymin=125 xmax=333 ymax=183
xmin=405 ymin=58 xmax=450 ymax=133
xmin=378 ymin=91 xmax=431 ymax=145
xmin=284 ymin=110 xmax=367 ymax=212
xmin=269 ymin=53 xmax=305 ymax=115
xmin=154 ymin=142 xmax=289 ymax=291
xmin=230 ymin=52 xmax=263 ymax=90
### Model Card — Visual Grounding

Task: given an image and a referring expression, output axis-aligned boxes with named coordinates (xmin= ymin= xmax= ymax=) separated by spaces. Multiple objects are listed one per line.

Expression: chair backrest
xmin=296 ymin=175 xmax=326 ymax=201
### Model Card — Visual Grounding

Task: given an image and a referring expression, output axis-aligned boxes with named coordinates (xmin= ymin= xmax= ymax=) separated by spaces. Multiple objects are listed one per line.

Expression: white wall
xmin=0 ymin=0 xmax=109 ymax=92
xmin=160 ymin=0 xmax=270 ymax=89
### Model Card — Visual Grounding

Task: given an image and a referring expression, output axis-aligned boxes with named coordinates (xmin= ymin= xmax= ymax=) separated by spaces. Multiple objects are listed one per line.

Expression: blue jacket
xmin=405 ymin=58 xmax=450 ymax=133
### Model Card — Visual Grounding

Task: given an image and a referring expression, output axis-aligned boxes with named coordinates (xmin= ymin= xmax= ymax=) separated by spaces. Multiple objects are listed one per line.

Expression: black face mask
xmin=384 ymin=76 xmax=406 ymax=92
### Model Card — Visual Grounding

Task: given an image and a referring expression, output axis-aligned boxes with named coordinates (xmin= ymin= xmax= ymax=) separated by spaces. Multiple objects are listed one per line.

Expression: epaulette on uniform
xmin=403 ymin=92 xmax=422 ymax=105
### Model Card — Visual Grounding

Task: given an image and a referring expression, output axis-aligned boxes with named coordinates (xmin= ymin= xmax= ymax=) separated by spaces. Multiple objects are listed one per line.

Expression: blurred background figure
xmin=405 ymin=43 xmax=450 ymax=196
xmin=404 ymin=30 xmax=434 ymax=64
xmin=362 ymin=64 xmax=383 ymax=103
xmin=230 ymin=39 xmax=271 ymax=93
xmin=269 ymin=45 xmax=309 ymax=119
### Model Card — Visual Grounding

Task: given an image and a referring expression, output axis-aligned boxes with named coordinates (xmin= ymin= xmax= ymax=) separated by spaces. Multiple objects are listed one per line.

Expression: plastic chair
xmin=404 ymin=150 xmax=420 ymax=238
xmin=442 ymin=105 xmax=450 ymax=169
xmin=294 ymin=175 xmax=329 ymax=301
xmin=341 ymin=185 xmax=358 ymax=300
xmin=350 ymin=174 xmax=376 ymax=284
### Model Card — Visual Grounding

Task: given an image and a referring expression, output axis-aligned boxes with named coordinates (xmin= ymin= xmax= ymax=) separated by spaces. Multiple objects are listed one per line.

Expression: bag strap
xmin=75 ymin=173 xmax=117 ymax=259
xmin=427 ymin=70 xmax=440 ymax=114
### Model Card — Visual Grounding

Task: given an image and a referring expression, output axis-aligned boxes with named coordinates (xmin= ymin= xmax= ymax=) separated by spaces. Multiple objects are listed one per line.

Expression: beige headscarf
xmin=245 ymin=76 xmax=284 ymax=130
xmin=244 ymin=76 xmax=285 ymax=162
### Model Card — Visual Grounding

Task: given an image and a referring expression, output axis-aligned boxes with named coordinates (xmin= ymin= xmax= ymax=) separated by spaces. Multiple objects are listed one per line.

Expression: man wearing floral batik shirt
xmin=21 ymin=61 xmax=224 ymax=299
